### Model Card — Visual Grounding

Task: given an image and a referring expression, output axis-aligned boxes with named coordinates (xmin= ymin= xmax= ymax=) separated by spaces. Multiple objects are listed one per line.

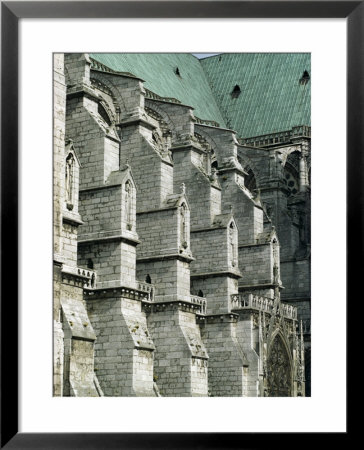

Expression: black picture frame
xmin=1 ymin=1 xmax=356 ymax=448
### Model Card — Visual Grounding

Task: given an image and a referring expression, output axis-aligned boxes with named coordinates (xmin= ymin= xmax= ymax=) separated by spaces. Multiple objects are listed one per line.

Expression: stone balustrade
xmin=145 ymin=88 xmax=182 ymax=105
xmin=136 ymin=281 xmax=155 ymax=301
xmin=141 ymin=291 xmax=206 ymax=314
xmin=281 ymin=303 xmax=297 ymax=320
xmin=90 ymin=57 xmax=115 ymax=74
xmin=62 ymin=264 xmax=97 ymax=289
xmin=239 ymin=125 xmax=311 ymax=148
xmin=194 ymin=116 xmax=220 ymax=128
xmin=190 ymin=295 xmax=207 ymax=315
xmin=89 ymin=56 xmax=135 ymax=78
xmin=231 ymin=293 xmax=297 ymax=320
xmin=88 ymin=279 xmax=155 ymax=300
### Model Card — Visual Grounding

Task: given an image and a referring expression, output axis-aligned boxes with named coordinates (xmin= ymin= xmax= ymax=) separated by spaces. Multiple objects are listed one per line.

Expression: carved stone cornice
xmin=84 ymin=285 xmax=150 ymax=302
xmin=196 ymin=313 xmax=239 ymax=325
xmin=142 ymin=299 xmax=206 ymax=317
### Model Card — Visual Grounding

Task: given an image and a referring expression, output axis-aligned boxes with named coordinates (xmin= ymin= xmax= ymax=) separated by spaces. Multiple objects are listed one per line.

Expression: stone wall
xmin=137 ymin=259 xmax=191 ymax=302
xmin=280 ymin=259 xmax=310 ymax=302
xmin=238 ymin=243 xmax=274 ymax=287
xmin=86 ymin=294 xmax=155 ymax=396
xmin=54 ymin=53 xmax=308 ymax=397
xmin=61 ymin=293 xmax=99 ymax=397
xmin=53 ymin=53 xmax=66 ymax=261
xmin=199 ymin=316 xmax=247 ymax=396
xmin=147 ymin=304 xmax=208 ymax=396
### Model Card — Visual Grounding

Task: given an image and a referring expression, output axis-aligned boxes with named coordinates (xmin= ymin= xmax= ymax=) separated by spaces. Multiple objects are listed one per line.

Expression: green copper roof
xmin=90 ymin=53 xmax=226 ymax=126
xmin=200 ymin=53 xmax=311 ymax=138
xmin=90 ymin=53 xmax=310 ymax=140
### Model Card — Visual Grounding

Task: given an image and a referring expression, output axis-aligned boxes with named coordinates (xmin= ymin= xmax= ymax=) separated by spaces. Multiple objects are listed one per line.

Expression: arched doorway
xmin=266 ymin=334 xmax=292 ymax=397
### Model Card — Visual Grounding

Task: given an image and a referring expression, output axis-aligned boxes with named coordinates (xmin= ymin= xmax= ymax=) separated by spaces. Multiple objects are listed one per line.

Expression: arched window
xmin=198 ymin=290 xmax=204 ymax=297
xmin=98 ymin=102 xmax=112 ymax=126
xmin=284 ymin=152 xmax=300 ymax=197
xmin=65 ymin=153 xmax=74 ymax=209
xmin=87 ymin=258 xmax=94 ymax=269
xmin=266 ymin=335 xmax=292 ymax=397
xmin=245 ymin=168 xmax=257 ymax=192
xmin=125 ymin=180 xmax=133 ymax=229
xmin=229 ymin=222 xmax=237 ymax=267
xmin=145 ymin=274 xmax=152 ymax=284
xmin=283 ymin=165 xmax=299 ymax=197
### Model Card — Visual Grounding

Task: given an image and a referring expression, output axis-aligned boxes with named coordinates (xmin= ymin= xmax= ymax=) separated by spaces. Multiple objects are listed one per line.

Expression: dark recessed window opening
xmin=198 ymin=290 xmax=204 ymax=297
xmin=175 ymin=67 xmax=181 ymax=77
xmin=300 ymin=70 xmax=310 ymax=85
xmin=146 ymin=274 xmax=152 ymax=284
xmin=87 ymin=259 xmax=94 ymax=269
xmin=231 ymin=84 xmax=241 ymax=98
xmin=98 ymin=103 xmax=112 ymax=125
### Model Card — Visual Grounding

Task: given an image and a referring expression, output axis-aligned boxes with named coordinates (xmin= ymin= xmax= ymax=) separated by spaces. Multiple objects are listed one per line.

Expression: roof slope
xmin=90 ymin=53 xmax=226 ymax=126
xmin=200 ymin=53 xmax=311 ymax=138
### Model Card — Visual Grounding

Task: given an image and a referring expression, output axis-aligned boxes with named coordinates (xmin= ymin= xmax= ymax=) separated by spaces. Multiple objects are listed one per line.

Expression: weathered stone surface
xmin=53 ymin=53 xmax=309 ymax=397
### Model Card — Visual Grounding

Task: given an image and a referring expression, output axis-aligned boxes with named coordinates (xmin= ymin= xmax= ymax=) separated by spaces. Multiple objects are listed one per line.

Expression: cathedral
xmin=53 ymin=52 xmax=310 ymax=397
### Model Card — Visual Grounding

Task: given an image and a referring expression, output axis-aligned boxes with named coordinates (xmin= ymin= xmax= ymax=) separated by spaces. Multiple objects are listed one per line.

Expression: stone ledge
xmin=142 ymin=299 xmax=205 ymax=315
xmin=196 ymin=313 xmax=239 ymax=324
xmin=238 ymin=242 xmax=272 ymax=249
xmin=136 ymin=205 xmax=179 ymax=215
xmin=62 ymin=264 xmax=96 ymax=289
xmin=117 ymin=118 xmax=155 ymax=131
xmin=238 ymin=282 xmax=276 ymax=289
xmin=79 ymin=183 xmax=122 ymax=193
xmin=135 ymin=343 xmax=155 ymax=352
xmin=171 ymin=142 xmax=206 ymax=154
xmin=137 ymin=253 xmax=194 ymax=263
xmin=84 ymin=285 xmax=150 ymax=301
xmin=191 ymin=225 xmax=228 ymax=233
xmin=72 ymin=335 xmax=96 ymax=343
xmin=61 ymin=272 xmax=85 ymax=288
xmin=67 ymin=85 xmax=99 ymax=102
xmin=62 ymin=212 xmax=84 ymax=227
xmin=191 ymin=270 xmax=242 ymax=280
xmin=78 ymin=234 xmax=140 ymax=246
xmin=218 ymin=165 xmax=248 ymax=177
xmin=146 ymin=96 xmax=193 ymax=110
xmin=195 ymin=122 xmax=236 ymax=133
xmin=191 ymin=355 xmax=209 ymax=362
xmin=91 ymin=66 xmax=144 ymax=82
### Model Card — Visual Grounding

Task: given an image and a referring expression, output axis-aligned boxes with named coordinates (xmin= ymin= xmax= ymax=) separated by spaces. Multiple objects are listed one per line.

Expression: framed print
xmin=1 ymin=1 xmax=356 ymax=448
